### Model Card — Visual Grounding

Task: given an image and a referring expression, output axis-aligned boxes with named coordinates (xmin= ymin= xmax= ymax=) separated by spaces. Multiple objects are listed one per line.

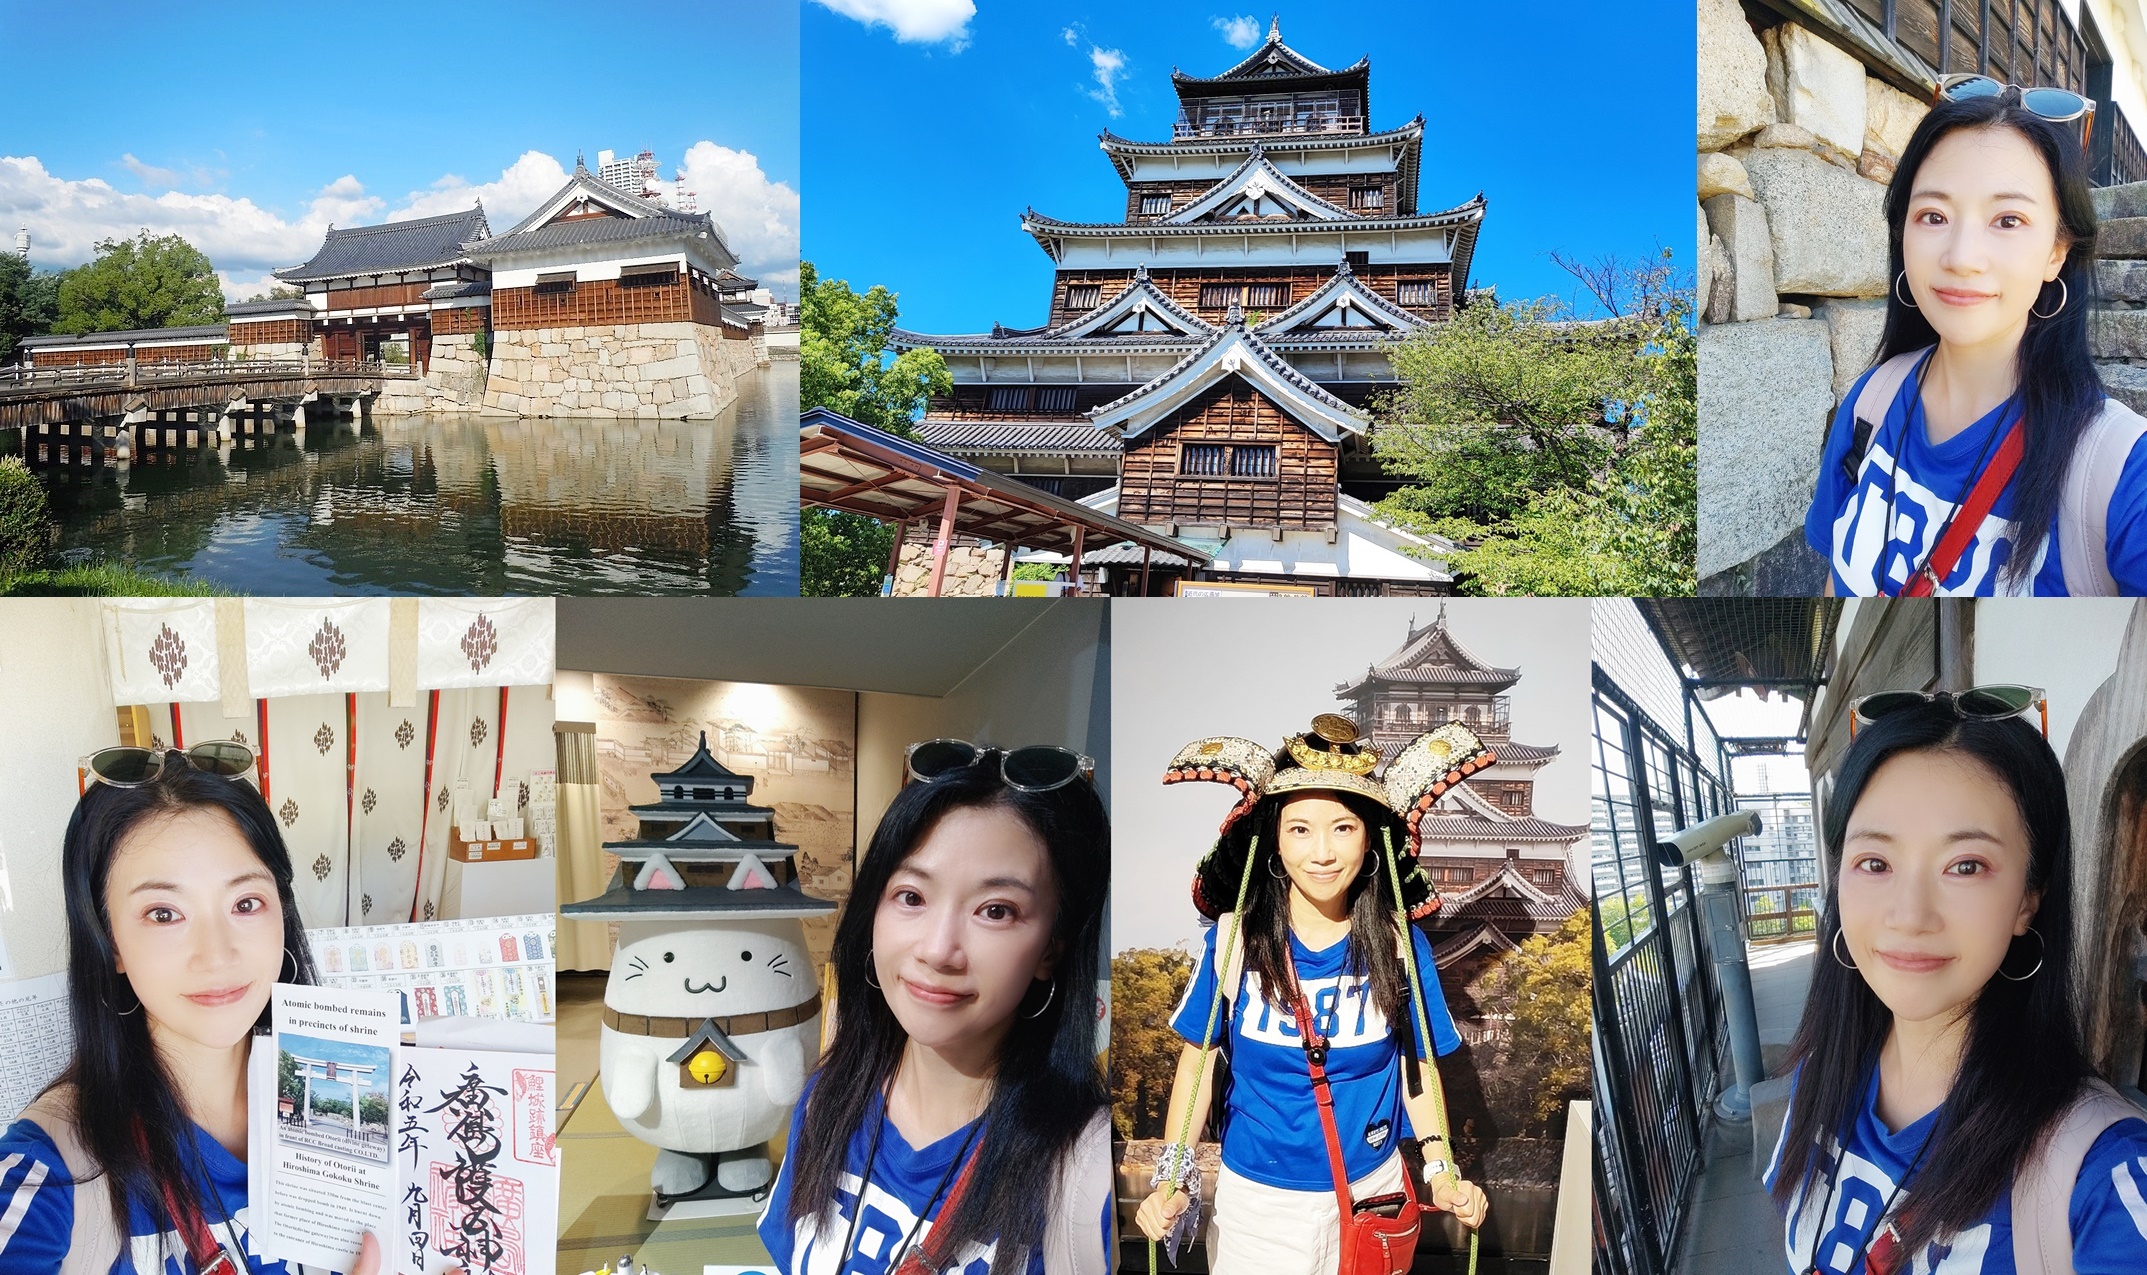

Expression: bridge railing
xmin=0 ymin=358 xmax=406 ymax=390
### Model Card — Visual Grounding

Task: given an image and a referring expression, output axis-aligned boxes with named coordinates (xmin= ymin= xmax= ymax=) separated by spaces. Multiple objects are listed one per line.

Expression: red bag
xmin=1900 ymin=419 xmax=2023 ymax=596
xmin=1294 ymin=996 xmax=1424 ymax=1275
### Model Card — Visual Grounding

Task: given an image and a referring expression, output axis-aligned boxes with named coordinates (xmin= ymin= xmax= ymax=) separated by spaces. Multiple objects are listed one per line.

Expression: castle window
xmin=619 ymin=264 xmax=674 ymax=289
xmin=1180 ymin=443 xmax=1227 ymax=476
xmin=534 ymin=271 xmax=576 ymax=295
xmin=987 ymin=386 xmax=1033 ymax=411
xmin=693 ymin=787 xmax=714 ymax=800
xmin=1349 ymin=186 xmax=1385 ymax=211
xmin=1065 ymin=283 xmax=1101 ymax=310
xmin=1139 ymin=194 xmax=1172 ymax=216
xmin=1197 ymin=283 xmax=1243 ymax=309
xmin=1228 ymin=445 xmax=1276 ymax=477
xmin=1246 ymin=283 xmax=1289 ymax=309
xmin=1397 ymin=279 xmax=1435 ymax=306
xmin=1037 ymin=386 xmax=1077 ymax=412
xmin=1532 ymin=868 xmax=1560 ymax=888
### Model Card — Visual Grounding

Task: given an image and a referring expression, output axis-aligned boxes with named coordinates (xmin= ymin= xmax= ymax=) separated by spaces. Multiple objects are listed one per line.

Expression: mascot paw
xmin=651 ymin=1148 xmax=713 ymax=1196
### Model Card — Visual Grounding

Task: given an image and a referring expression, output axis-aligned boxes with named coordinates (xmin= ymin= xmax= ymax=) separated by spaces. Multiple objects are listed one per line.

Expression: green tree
xmin=55 ymin=231 xmax=225 ymax=334
xmin=0 ymin=457 xmax=54 ymax=579
xmin=799 ymin=259 xmax=954 ymax=596
xmin=244 ymin=284 xmax=304 ymax=303
xmin=358 ymin=1092 xmax=390 ymax=1129
xmin=1475 ymin=908 xmax=1592 ymax=1134
xmin=1374 ymin=250 xmax=1696 ymax=595
xmin=0 ymin=255 xmax=61 ymax=364
xmin=277 ymin=1049 xmax=302 ymax=1103
xmin=798 ymin=260 xmax=951 ymax=434
xmin=1109 ymin=946 xmax=1196 ymax=1140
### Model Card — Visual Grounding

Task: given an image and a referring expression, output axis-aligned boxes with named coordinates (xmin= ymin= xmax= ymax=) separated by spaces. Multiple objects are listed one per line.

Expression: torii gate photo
xmin=291 ymin=1053 xmax=378 ymax=1131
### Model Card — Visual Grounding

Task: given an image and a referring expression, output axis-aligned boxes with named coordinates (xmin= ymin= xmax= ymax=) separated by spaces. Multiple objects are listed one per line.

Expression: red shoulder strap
xmin=1902 ymin=420 xmax=2024 ymax=596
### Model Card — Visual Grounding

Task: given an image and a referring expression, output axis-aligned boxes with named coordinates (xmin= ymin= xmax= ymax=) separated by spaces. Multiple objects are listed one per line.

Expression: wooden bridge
xmin=0 ymin=359 xmax=410 ymax=463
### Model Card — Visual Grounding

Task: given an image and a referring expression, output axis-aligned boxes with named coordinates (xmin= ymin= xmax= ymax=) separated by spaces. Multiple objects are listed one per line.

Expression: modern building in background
xmin=890 ymin=18 xmax=1484 ymax=595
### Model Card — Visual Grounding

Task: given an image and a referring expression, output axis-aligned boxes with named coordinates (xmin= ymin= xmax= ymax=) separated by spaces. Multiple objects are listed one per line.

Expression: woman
xmin=756 ymin=743 xmax=1112 ymax=1275
xmin=1805 ymin=78 xmax=2147 ymax=595
xmin=1767 ymin=689 xmax=2147 ymax=1273
xmin=0 ymin=744 xmax=389 ymax=1274
xmin=1132 ymin=719 xmax=1489 ymax=1275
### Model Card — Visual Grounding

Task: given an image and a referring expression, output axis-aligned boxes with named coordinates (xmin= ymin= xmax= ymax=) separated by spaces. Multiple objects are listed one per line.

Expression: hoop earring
xmin=111 ymin=976 xmax=141 ymax=1016
xmin=1832 ymin=929 xmax=1860 ymax=970
xmin=1022 ymin=980 xmax=1056 ymax=1019
xmin=864 ymin=953 xmax=882 ymax=990
xmin=2000 ymin=927 xmax=2046 ymax=981
xmin=1266 ymin=855 xmax=1289 ymax=880
xmin=1894 ymin=271 xmax=1920 ymax=309
xmin=2032 ymin=278 xmax=2069 ymax=319
xmin=281 ymin=947 xmax=300 ymax=984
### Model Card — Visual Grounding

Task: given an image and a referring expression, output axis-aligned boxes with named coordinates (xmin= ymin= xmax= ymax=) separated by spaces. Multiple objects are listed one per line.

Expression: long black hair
xmin=1769 ymin=702 xmax=2084 ymax=1256
xmin=1873 ymin=90 xmax=2102 ymax=589
xmin=1221 ymin=786 xmax=1414 ymax=1036
xmin=49 ymin=755 xmax=319 ymax=1241
xmin=786 ymin=758 xmax=1109 ymax=1267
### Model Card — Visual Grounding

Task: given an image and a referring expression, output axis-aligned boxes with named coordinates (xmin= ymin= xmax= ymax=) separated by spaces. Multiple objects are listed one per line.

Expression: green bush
xmin=0 ymin=457 xmax=54 ymax=578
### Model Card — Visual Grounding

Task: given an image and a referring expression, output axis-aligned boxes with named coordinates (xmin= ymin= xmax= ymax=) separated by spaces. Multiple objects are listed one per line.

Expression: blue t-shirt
xmin=0 ymin=1114 xmax=332 ymax=1274
xmin=1764 ymin=1069 xmax=2147 ymax=1274
xmin=756 ymin=1077 xmax=1110 ymax=1275
xmin=1805 ymin=354 xmax=2147 ymax=595
xmin=1169 ymin=922 xmax=1461 ymax=1191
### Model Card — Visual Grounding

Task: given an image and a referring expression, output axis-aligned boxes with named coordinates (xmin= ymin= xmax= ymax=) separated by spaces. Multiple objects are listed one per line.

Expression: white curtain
xmin=349 ymin=693 xmax=429 ymax=925
xmin=104 ymin=600 xmax=222 ymax=705
xmin=417 ymin=599 xmax=554 ymax=690
xmin=262 ymin=693 xmax=352 ymax=928
xmin=242 ymin=599 xmax=391 ymax=699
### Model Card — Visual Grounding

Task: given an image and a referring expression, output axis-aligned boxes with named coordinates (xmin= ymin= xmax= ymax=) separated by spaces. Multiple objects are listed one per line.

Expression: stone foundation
xmin=425 ymin=332 xmax=490 ymax=407
xmin=228 ymin=341 xmax=308 ymax=362
xmin=891 ymin=542 xmax=1009 ymax=596
xmin=480 ymin=321 xmax=760 ymax=419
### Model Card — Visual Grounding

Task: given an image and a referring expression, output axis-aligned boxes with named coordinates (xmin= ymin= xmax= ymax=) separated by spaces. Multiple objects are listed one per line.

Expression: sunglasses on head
xmin=905 ymin=739 xmax=1095 ymax=793
xmin=1938 ymin=74 xmax=2096 ymax=150
xmin=85 ymin=740 xmax=257 ymax=788
xmin=1848 ymin=684 xmax=2047 ymax=739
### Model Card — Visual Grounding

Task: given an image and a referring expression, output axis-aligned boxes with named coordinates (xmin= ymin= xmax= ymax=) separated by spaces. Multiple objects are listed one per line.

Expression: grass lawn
xmin=0 ymin=563 xmax=221 ymax=596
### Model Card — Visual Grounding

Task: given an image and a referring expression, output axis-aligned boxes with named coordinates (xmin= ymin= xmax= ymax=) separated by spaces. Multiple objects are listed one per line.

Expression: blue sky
xmin=0 ymin=0 xmax=800 ymax=298
xmin=803 ymin=1 xmax=1694 ymax=330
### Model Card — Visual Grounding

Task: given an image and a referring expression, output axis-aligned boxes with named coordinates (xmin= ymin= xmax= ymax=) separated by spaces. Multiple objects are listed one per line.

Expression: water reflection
xmin=6 ymin=364 xmax=799 ymax=595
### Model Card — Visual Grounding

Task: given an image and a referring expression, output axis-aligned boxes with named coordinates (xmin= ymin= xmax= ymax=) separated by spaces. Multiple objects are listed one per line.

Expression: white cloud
xmin=811 ymin=0 xmax=973 ymax=48
xmin=1061 ymin=26 xmax=1077 ymax=45
xmin=0 ymin=144 xmax=801 ymax=304
xmin=1086 ymin=45 xmax=1128 ymax=117
xmin=119 ymin=153 xmax=184 ymax=189
xmin=1213 ymin=15 xmax=1260 ymax=50
xmin=675 ymin=141 xmax=800 ymax=296
xmin=388 ymin=150 xmax=569 ymax=229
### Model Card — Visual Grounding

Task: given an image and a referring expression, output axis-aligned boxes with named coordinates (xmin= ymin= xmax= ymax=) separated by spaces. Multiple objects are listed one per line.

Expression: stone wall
xmin=427 ymin=332 xmax=490 ymax=406
xmin=480 ymin=321 xmax=759 ymax=419
xmin=890 ymin=542 xmax=1010 ymax=596
xmin=1698 ymin=0 xmax=1928 ymax=592
xmin=228 ymin=341 xmax=309 ymax=363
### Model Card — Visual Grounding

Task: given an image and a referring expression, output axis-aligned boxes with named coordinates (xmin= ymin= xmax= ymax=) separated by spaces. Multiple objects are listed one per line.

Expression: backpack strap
xmin=1842 ymin=349 xmax=1931 ymax=481
xmin=2010 ymin=1078 xmax=2146 ymax=1275
xmin=2058 ymin=397 xmax=2147 ymax=596
xmin=16 ymin=1086 xmax=124 ymax=1275
xmin=1043 ymin=1109 xmax=1114 ymax=1275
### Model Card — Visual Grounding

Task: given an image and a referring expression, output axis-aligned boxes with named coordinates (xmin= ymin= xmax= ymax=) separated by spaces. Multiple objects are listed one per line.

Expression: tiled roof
xmin=423 ymin=280 xmax=490 ymax=301
xmin=1491 ymin=741 xmax=1560 ymax=764
xmin=224 ymin=298 xmax=314 ymax=318
xmin=1173 ymin=20 xmax=1366 ymax=87
xmin=21 ymin=325 xmax=227 ymax=346
xmin=1415 ymin=811 xmax=1588 ymax=843
xmin=914 ymin=422 xmax=1123 ymax=456
xmin=464 ymin=209 xmax=719 ymax=257
xmin=1087 ymin=311 xmax=1366 ymax=440
xmin=274 ymin=206 xmax=489 ymax=282
xmin=1023 ymin=540 xmax=1196 ymax=567
xmin=890 ymin=267 xmax=1217 ymax=355
xmin=1253 ymin=260 xmax=1430 ymax=335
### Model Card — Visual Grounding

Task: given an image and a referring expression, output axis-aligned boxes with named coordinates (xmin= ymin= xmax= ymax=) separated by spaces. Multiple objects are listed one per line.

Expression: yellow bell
xmin=687 ymin=1048 xmax=728 ymax=1084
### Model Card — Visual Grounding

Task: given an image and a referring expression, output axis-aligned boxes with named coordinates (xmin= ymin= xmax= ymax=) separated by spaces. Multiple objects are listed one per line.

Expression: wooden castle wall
xmin=1118 ymin=376 xmax=1337 ymax=530
xmin=1122 ymin=171 xmax=1402 ymax=222
xmin=492 ymin=274 xmax=733 ymax=333
xmin=430 ymin=306 xmax=490 ymax=336
xmin=227 ymin=320 xmax=311 ymax=345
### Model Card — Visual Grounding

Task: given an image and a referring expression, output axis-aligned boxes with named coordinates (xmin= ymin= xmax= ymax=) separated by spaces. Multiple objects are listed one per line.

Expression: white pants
xmin=1206 ymin=1152 xmax=1408 ymax=1275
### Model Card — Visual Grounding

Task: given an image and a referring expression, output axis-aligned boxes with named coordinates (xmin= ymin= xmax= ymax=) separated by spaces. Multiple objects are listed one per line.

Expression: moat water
xmin=4 ymin=364 xmax=799 ymax=595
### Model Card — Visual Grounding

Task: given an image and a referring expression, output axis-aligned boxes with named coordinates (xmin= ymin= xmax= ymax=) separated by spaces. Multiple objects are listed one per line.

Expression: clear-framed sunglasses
xmin=84 ymin=740 xmax=257 ymax=788
xmin=905 ymin=738 xmax=1095 ymax=793
xmin=1938 ymin=74 xmax=2096 ymax=150
xmin=1849 ymin=684 xmax=2047 ymax=739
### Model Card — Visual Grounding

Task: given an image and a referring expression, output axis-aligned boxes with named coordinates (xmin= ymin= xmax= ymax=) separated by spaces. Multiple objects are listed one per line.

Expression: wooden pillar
xmin=1069 ymin=525 xmax=1086 ymax=597
xmin=885 ymin=519 xmax=907 ymax=590
xmin=1139 ymin=545 xmax=1153 ymax=597
xmin=926 ymin=488 xmax=961 ymax=599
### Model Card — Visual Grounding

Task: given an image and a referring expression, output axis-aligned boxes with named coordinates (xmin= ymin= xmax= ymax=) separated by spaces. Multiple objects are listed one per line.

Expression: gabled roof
xmin=1337 ymin=606 xmax=1521 ymax=695
xmin=462 ymin=164 xmax=738 ymax=269
xmin=889 ymin=266 xmax=1217 ymax=356
xmin=225 ymin=298 xmax=316 ymax=319
xmin=274 ymin=206 xmax=489 ymax=283
xmin=1100 ymin=119 xmax=1424 ymax=210
xmin=1162 ymin=149 xmax=1352 ymax=224
xmin=913 ymin=422 xmax=1123 ymax=457
xmin=1087 ymin=306 xmax=1367 ymax=442
xmin=652 ymin=732 xmax=752 ymax=787
xmin=1172 ymin=17 xmax=1369 ymax=96
xmin=1253 ymin=259 xmax=1431 ymax=337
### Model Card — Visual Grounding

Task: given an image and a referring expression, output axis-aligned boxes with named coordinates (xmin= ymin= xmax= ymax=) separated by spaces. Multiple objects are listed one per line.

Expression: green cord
xmin=1385 ymin=825 xmax=1478 ymax=1275
xmin=1149 ymin=835 xmax=1259 ymax=1275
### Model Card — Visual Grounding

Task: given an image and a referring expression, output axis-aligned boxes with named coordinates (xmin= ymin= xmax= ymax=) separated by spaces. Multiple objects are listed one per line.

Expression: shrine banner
xmin=246 ymin=600 xmax=393 ymax=699
xmin=351 ymin=693 xmax=429 ymax=925
xmin=416 ymin=599 xmax=553 ymax=690
xmin=102 ymin=600 xmax=222 ymax=705
xmin=267 ymin=693 xmax=355 ymax=928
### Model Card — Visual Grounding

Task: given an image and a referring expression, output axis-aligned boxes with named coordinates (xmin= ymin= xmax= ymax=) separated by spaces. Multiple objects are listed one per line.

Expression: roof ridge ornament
xmin=1224 ymin=299 xmax=1245 ymax=329
xmin=1270 ymin=13 xmax=1281 ymax=42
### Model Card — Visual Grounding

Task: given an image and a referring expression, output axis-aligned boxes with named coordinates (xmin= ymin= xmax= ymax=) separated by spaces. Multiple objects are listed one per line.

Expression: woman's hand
xmin=348 ymin=1231 xmax=464 ymax=1275
xmin=1429 ymin=1175 xmax=1488 ymax=1230
xmin=1134 ymin=1186 xmax=1192 ymax=1243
